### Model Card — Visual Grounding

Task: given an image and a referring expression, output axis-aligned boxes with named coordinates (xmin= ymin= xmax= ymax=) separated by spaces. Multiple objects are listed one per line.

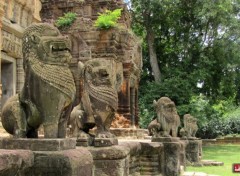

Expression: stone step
xmin=182 ymin=172 xmax=219 ymax=176
xmin=201 ymin=160 xmax=224 ymax=166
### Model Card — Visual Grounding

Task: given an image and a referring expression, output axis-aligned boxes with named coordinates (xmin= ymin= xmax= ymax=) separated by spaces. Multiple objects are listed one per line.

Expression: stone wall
xmin=0 ymin=0 xmax=41 ymax=110
xmin=0 ymin=139 xmax=184 ymax=176
xmin=203 ymin=137 xmax=240 ymax=146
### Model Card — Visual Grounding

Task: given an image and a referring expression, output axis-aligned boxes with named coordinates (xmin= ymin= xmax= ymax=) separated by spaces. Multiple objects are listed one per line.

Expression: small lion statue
xmin=180 ymin=114 xmax=198 ymax=138
xmin=1 ymin=23 xmax=76 ymax=138
xmin=148 ymin=97 xmax=180 ymax=137
xmin=68 ymin=59 xmax=123 ymax=145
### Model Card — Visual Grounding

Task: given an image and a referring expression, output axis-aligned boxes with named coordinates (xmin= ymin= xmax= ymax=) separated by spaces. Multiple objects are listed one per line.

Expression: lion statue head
xmin=21 ymin=23 xmax=75 ymax=101
xmin=69 ymin=58 xmax=123 ymax=144
xmin=153 ymin=97 xmax=180 ymax=137
xmin=1 ymin=23 xmax=76 ymax=138
xmin=180 ymin=114 xmax=198 ymax=138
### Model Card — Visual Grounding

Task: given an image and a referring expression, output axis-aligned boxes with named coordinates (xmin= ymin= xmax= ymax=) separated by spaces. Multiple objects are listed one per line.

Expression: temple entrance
xmin=1 ymin=53 xmax=16 ymax=110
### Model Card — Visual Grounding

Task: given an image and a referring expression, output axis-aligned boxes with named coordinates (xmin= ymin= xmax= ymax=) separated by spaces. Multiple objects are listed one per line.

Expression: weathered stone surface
xmin=0 ymin=138 xmax=76 ymax=151
xmin=201 ymin=160 xmax=224 ymax=166
xmin=25 ymin=148 xmax=93 ymax=176
xmin=140 ymin=142 xmax=164 ymax=175
xmin=0 ymin=0 xmax=41 ymax=112
xmin=179 ymin=140 xmax=187 ymax=169
xmin=110 ymin=128 xmax=149 ymax=139
xmin=163 ymin=142 xmax=181 ymax=176
xmin=0 ymin=149 xmax=34 ymax=176
xmin=76 ymin=137 xmax=93 ymax=147
xmin=94 ymin=137 xmax=118 ymax=147
xmin=180 ymin=114 xmax=198 ymax=138
xmin=86 ymin=141 xmax=165 ymax=176
xmin=148 ymin=97 xmax=180 ymax=137
xmin=183 ymin=139 xmax=202 ymax=164
xmin=119 ymin=141 xmax=142 ymax=156
xmin=94 ymin=158 xmax=129 ymax=176
xmin=1 ymin=23 xmax=76 ymax=138
xmin=152 ymin=136 xmax=180 ymax=142
xmin=40 ymin=0 xmax=142 ymax=129
xmin=87 ymin=144 xmax=130 ymax=176
xmin=87 ymin=145 xmax=130 ymax=160
xmin=69 ymin=58 xmax=121 ymax=146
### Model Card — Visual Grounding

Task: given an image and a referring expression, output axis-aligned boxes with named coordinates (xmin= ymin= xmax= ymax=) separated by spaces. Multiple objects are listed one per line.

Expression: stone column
xmin=16 ymin=58 xmax=24 ymax=93
xmin=130 ymin=87 xmax=135 ymax=127
xmin=0 ymin=0 xmax=5 ymax=109
xmin=117 ymin=62 xmax=132 ymax=121
xmin=163 ymin=142 xmax=181 ymax=176
xmin=135 ymin=87 xmax=139 ymax=127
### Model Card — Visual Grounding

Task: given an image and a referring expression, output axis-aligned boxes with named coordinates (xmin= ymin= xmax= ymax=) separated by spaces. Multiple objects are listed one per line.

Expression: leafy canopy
xmin=131 ymin=0 xmax=240 ymax=137
xmin=94 ymin=9 xmax=122 ymax=29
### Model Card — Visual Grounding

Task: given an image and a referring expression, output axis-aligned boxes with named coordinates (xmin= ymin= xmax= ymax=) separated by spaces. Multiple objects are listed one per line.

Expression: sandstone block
xmin=0 ymin=149 xmax=34 ymax=175
xmin=0 ymin=138 xmax=76 ymax=151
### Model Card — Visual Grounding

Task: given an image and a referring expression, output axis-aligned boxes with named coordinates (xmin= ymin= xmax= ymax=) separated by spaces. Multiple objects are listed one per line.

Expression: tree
xmin=131 ymin=0 xmax=162 ymax=82
xmin=131 ymin=0 xmax=240 ymax=128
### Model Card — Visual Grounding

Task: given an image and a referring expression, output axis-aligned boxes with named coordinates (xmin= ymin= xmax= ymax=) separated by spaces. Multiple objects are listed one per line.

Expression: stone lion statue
xmin=148 ymin=97 xmax=180 ymax=137
xmin=68 ymin=58 xmax=123 ymax=144
xmin=1 ymin=23 xmax=76 ymax=138
xmin=180 ymin=114 xmax=198 ymax=138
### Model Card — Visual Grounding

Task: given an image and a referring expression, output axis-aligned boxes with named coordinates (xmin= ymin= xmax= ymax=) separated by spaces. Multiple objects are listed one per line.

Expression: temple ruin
xmin=40 ymin=0 xmax=142 ymax=128
xmin=0 ymin=0 xmax=41 ymax=111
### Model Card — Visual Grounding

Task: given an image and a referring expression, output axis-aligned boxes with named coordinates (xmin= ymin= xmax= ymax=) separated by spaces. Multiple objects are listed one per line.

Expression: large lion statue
xmin=1 ymin=23 xmax=76 ymax=138
xmin=68 ymin=58 xmax=123 ymax=144
xmin=148 ymin=97 xmax=180 ymax=137
xmin=180 ymin=114 xmax=198 ymax=138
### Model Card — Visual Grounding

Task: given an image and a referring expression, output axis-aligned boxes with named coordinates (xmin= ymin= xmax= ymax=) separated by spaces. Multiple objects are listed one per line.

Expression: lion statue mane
xmin=1 ymin=23 xmax=76 ymax=138
xmin=148 ymin=97 xmax=180 ymax=137
xmin=180 ymin=114 xmax=198 ymax=138
xmin=68 ymin=58 xmax=123 ymax=145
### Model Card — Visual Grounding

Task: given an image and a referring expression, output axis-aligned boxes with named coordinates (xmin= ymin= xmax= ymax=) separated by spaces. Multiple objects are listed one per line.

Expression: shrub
xmin=55 ymin=12 xmax=77 ymax=29
xmin=94 ymin=9 xmax=122 ymax=29
xmin=196 ymin=106 xmax=240 ymax=139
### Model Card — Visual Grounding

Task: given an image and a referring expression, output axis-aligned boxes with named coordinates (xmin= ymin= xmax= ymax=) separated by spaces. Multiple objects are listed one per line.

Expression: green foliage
xmin=55 ymin=12 xmax=77 ymax=29
xmin=94 ymin=9 xmax=122 ymax=29
xmin=196 ymin=103 xmax=240 ymax=139
xmin=132 ymin=0 xmax=240 ymax=136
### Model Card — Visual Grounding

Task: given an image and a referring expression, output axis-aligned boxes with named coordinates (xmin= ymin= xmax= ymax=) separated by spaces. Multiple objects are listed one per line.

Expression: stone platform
xmin=152 ymin=136 xmax=180 ymax=142
xmin=0 ymin=138 xmax=76 ymax=151
xmin=0 ymin=138 xmax=93 ymax=176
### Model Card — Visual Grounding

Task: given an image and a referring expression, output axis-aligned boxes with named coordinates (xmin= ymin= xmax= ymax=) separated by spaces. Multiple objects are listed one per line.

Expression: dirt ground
xmin=0 ymin=122 xmax=10 ymax=137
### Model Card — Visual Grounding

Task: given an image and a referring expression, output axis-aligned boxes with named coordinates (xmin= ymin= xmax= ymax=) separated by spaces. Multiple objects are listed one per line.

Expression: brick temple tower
xmin=40 ymin=0 xmax=142 ymax=127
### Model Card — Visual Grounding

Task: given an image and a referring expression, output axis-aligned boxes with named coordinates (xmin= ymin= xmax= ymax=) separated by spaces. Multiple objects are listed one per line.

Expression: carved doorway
xmin=1 ymin=54 xmax=16 ymax=110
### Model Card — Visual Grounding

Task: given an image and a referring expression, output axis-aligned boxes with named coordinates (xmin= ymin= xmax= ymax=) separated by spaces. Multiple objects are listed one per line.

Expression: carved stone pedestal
xmin=25 ymin=148 xmax=93 ymax=176
xmin=0 ymin=138 xmax=76 ymax=151
xmin=0 ymin=138 xmax=93 ymax=176
xmin=181 ymin=138 xmax=202 ymax=166
xmin=163 ymin=142 xmax=182 ymax=176
xmin=94 ymin=138 xmax=118 ymax=147
xmin=87 ymin=144 xmax=130 ymax=176
xmin=76 ymin=137 xmax=118 ymax=147
xmin=76 ymin=137 xmax=94 ymax=147
xmin=152 ymin=136 xmax=180 ymax=143
xmin=110 ymin=128 xmax=148 ymax=139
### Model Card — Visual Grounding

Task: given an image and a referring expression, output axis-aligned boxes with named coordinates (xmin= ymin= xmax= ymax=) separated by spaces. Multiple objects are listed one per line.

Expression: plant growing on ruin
xmin=94 ymin=9 xmax=122 ymax=29
xmin=55 ymin=12 xmax=77 ymax=29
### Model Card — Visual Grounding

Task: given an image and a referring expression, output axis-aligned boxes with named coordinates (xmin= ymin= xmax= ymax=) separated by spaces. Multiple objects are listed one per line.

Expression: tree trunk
xmin=146 ymin=28 xmax=161 ymax=82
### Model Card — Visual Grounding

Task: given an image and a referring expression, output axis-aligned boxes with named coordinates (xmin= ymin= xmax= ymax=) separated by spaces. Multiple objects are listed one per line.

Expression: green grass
xmin=187 ymin=145 xmax=240 ymax=176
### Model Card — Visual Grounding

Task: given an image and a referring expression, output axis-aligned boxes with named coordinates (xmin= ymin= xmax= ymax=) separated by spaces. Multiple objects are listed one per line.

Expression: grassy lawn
xmin=187 ymin=144 xmax=240 ymax=176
